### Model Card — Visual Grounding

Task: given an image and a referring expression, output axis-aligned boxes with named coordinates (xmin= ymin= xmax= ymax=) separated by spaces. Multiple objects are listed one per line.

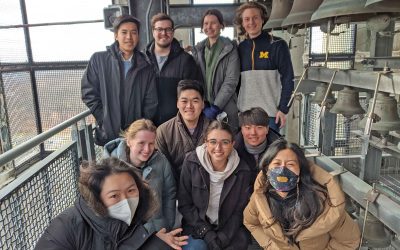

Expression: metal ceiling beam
xmin=306 ymin=67 xmax=400 ymax=94
xmin=168 ymin=3 xmax=241 ymax=28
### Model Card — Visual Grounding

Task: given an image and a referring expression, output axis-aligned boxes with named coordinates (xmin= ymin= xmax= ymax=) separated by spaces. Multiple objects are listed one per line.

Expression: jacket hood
xmin=253 ymin=163 xmax=345 ymax=241
xmin=195 ymin=143 xmax=240 ymax=183
xmin=107 ymin=41 xmax=150 ymax=70
xmin=145 ymin=38 xmax=184 ymax=60
xmin=103 ymin=138 xmax=128 ymax=161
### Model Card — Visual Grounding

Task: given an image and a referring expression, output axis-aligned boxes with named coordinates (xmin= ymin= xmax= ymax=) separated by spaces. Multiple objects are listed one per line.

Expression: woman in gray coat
xmin=191 ymin=9 xmax=240 ymax=131
xmin=103 ymin=119 xmax=177 ymax=235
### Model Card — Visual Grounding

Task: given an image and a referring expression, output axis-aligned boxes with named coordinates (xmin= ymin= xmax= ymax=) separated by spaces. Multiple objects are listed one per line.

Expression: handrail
xmin=0 ymin=109 xmax=91 ymax=167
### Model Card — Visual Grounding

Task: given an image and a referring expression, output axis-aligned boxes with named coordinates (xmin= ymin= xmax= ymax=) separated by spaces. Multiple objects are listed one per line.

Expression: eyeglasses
xmin=153 ymin=27 xmax=174 ymax=34
xmin=206 ymin=139 xmax=232 ymax=147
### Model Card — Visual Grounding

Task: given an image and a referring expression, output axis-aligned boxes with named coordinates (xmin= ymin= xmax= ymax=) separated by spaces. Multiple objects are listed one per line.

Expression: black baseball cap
xmin=113 ymin=15 xmax=141 ymax=32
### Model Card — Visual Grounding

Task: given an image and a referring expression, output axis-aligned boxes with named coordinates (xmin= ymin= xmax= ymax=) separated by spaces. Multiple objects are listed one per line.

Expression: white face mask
xmin=107 ymin=197 xmax=139 ymax=225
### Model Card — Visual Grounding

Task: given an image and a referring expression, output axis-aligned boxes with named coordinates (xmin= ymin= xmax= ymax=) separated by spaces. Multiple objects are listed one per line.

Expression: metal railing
xmin=0 ymin=110 xmax=95 ymax=250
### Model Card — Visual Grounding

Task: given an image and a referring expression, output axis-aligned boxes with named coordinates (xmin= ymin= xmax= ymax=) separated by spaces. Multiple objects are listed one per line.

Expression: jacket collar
xmin=145 ymin=38 xmax=183 ymax=62
xmin=108 ymin=41 xmax=149 ymax=72
xmin=253 ymin=164 xmax=346 ymax=241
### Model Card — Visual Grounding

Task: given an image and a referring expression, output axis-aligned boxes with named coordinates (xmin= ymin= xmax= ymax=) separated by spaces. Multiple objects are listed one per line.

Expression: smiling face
xmin=206 ymin=129 xmax=234 ymax=167
xmin=267 ymin=149 xmax=300 ymax=176
xmin=126 ymin=130 xmax=156 ymax=167
xmin=241 ymin=124 xmax=269 ymax=147
xmin=115 ymin=22 xmax=139 ymax=58
xmin=152 ymin=20 xmax=174 ymax=49
xmin=241 ymin=7 xmax=264 ymax=38
xmin=100 ymin=172 xmax=139 ymax=208
xmin=177 ymin=89 xmax=204 ymax=127
xmin=203 ymin=14 xmax=223 ymax=41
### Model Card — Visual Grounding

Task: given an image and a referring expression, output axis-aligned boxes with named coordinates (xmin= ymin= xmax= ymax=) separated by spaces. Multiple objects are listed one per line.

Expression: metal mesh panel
xmin=379 ymin=156 xmax=400 ymax=202
xmin=310 ymin=24 xmax=356 ymax=69
xmin=0 ymin=143 xmax=79 ymax=250
xmin=304 ymin=99 xmax=320 ymax=146
xmin=1 ymin=72 xmax=39 ymax=166
xmin=303 ymin=93 xmax=367 ymax=156
xmin=35 ymin=69 xmax=88 ymax=150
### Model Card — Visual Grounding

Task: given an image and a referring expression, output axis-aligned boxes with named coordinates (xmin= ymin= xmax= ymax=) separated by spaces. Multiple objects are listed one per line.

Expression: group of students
xmin=35 ymin=2 xmax=362 ymax=250
xmin=35 ymin=83 xmax=361 ymax=250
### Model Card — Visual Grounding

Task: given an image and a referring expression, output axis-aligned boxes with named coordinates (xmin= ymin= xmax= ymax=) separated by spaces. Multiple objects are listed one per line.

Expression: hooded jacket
xmin=145 ymin=38 xmax=201 ymax=126
xmin=234 ymin=128 xmax=281 ymax=185
xmin=192 ymin=36 xmax=240 ymax=130
xmin=178 ymin=148 xmax=252 ymax=249
xmin=34 ymin=196 xmax=169 ymax=250
xmin=103 ymin=138 xmax=176 ymax=233
xmin=82 ymin=42 xmax=158 ymax=146
xmin=156 ymin=113 xmax=210 ymax=183
xmin=243 ymin=164 xmax=361 ymax=250
xmin=238 ymin=31 xmax=294 ymax=116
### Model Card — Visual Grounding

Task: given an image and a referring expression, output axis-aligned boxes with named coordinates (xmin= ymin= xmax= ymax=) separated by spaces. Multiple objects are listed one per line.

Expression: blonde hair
xmin=123 ymin=119 xmax=157 ymax=140
xmin=234 ymin=2 xmax=268 ymax=36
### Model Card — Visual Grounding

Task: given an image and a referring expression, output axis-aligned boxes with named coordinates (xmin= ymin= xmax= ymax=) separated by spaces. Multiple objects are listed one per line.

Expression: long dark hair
xmin=260 ymin=139 xmax=329 ymax=243
xmin=79 ymin=158 xmax=158 ymax=223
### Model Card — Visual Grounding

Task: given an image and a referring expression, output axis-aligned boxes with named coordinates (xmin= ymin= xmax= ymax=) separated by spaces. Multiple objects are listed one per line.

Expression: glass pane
xmin=30 ymin=23 xmax=113 ymax=62
xmin=25 ymin=0 xmax=111 ymax=23
xmin=193 ymin=0 xmax=234 ymax=3
xmin=0 ymin=28 xmax=28 ymax=63
xmin=0 ymin=0 xmax=23 ymax=25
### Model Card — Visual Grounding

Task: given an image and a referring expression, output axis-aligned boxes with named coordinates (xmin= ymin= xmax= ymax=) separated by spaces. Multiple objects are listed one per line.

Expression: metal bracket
xmin=365 ymin=184 xmax=380 ymax=203
xmin=329 ymin=166 xmax=347 ymax=177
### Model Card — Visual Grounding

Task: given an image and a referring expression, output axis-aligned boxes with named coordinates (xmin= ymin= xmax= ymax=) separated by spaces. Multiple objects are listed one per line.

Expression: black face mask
xmin=267 ymin=166 xmax=299 ymax=192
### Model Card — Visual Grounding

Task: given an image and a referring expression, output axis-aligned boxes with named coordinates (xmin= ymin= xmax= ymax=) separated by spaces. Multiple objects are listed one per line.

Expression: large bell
xmin=358 ymin=210 xmax=392 ymax=248
xmin=330 ymin=87 xmax=365 ymax=118
xmin=310 ymin=0 xmax=398 ymax=24
xmin=311 ymin=83 xmax=336 ymax=108
xmin=264 ymin=0 xmax=294 ymax=30
xmin=359 ymin=92 xmax=400 ymax=135
xmin=281 ymin=0 xmax=323 ymax=28
xmin=365 ymin=0 xmax=400 ymax=10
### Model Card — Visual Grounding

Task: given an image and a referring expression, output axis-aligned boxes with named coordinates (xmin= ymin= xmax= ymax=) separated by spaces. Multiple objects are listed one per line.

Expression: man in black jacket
xmin=82 ymin=15 xmax=157 ymax=146
xmin=146 ymin=13 xmax=201 ymax=126
xmin=234 ymin=107 xmax=281 ymax=185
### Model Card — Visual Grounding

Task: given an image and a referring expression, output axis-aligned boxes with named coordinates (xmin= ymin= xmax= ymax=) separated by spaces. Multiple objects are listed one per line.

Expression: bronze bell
xmin=358 ymin=210 xmax=392 ymax=248
xmin=359 ymin=92 xmax=400 ymax=135
xmin=264 ymin=0 xmax=294 ymax=30
xmin=330 ymin=87 xmax=365 ymax=118
xmin=281 ymin=0 xmax=323 ymax=28
xmin=365 ymin=0 xmax=400 ymax=10
xmin=310 ymin=0 xmax=397 ymax=24
xmin=311 ymin=83 xmax=336 ymax=108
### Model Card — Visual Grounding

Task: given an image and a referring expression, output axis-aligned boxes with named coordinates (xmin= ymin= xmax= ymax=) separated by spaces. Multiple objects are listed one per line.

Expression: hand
xmin=203 ymin=104 xmax=221 ymax=120
xmin=156 ymin=228 xmax=188 ymax=250
xmin=275 ymin=111 xmax=287 ymax=128
xmin=184 ymin=45 xmax=193 ymax=53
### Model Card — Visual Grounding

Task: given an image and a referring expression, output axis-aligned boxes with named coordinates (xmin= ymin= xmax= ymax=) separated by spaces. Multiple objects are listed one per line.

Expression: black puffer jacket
xmin=34 ymin=196 xmax=169 ymax=250
xmin=145 ymin=38 xmax=201 ymax=126
xmin=178 ymin=150 xmax=252 ymax=249
xmin=234 ymin=128 xmax=281 ymax=185
xmin=82 ymin=42 xmax=158 ymax=146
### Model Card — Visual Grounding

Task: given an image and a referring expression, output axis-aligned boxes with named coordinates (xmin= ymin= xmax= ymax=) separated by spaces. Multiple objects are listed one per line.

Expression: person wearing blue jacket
xmin=234 ymin=2 xmax=294 ymax=131
xmin=103 ymin=119 xmax=176 ymax=236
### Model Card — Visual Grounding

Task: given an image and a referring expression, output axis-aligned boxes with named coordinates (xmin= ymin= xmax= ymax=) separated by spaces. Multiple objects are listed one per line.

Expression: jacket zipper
xmin=251 ymin=40 xmax=255 ymax=70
